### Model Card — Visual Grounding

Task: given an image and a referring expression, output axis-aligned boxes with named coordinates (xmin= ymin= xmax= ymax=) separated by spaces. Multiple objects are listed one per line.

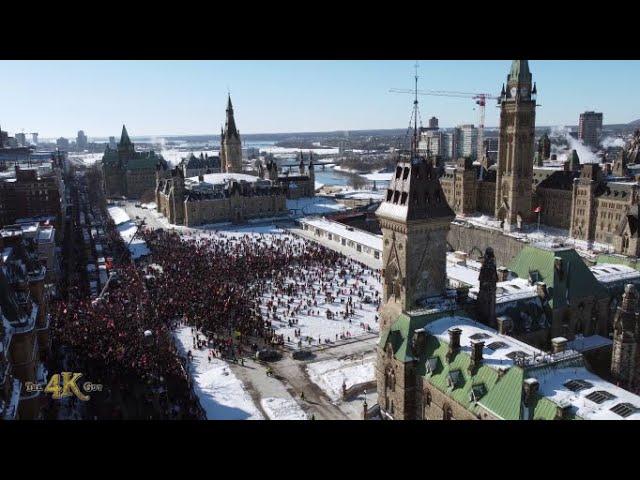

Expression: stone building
xmin=0 ymin=231 xmax=49 ymax=420
xmin=610 ymin=284 xmax=639 ymax=391
xmin=375 ymin=147 xmax=640 ymax=419
xmin=494 ymin=60 xmax=537 ymax=231
xmin=257 ymin=152 xmax=316 ymax=199
xmin=178 ymin=153 xmax=220 ymax=178
xmin=101 ymin=125 xmax=168 ymax=199
xmin=0 ymin=163 xmax=64 ymax=231
xmin=156 ymin=168 xmax=287 ymax=227
xmin=220 ymin=96 xmax=242 ymax=174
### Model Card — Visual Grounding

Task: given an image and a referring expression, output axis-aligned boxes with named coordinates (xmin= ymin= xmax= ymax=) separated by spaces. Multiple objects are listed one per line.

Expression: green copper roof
xmin=120 ymin=124 xmax=132 ymax=147
xmin=508 ymin=60 xmax=532 ymax=85
xmin=508 ymin=245 xmax=607 ymax=308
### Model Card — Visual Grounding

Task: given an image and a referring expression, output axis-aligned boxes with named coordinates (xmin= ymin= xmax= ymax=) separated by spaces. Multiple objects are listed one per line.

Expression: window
xmin=425 ymin=356 xmax=438 ymax=374
xmin=563 ymin=379 xmax=594 ymax=392
xmin=470 ymin=383 xmax=487 ymax=403
xmin=448 ymin=369 xmax=464 ymax=389
xmin=486 ymin=341 xmax=508 ymax=351
xmin=585 ymin=390 xmax=617 ymax=404
xmin=610 ymin=403 xmax=638 ymax=418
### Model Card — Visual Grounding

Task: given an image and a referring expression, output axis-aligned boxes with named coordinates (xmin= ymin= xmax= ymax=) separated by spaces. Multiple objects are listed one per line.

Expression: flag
xmin=533 ymin=206 xmax=542 ymax=213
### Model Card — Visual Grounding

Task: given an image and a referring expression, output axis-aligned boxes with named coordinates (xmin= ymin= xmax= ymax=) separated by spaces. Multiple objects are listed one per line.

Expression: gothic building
xmin=257 ymin=152 xmax=316 ymax=199
xmin=178 ymin=153 xmax=221 ymax=178
xmin=101 ymin=125 xmax=168 ymax=198
xmin=494 ymin=60 xmax=537 ymax=231
xmin=220 ymin=96 xmax=242 ymax=174
xmin=438 ymin=60 xmax=640 ymax=257
xmin=155 ymin=167 xmax=287 ymax=226
xmin=610 ymin=284 xmax=639 ymax=391
xmin=375 ymin=148 xmax=640 ymax=419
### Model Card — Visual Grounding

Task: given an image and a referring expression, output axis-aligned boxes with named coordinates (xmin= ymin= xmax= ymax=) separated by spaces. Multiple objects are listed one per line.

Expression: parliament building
xmin=437 ymin=60 xmax=640 ymax=256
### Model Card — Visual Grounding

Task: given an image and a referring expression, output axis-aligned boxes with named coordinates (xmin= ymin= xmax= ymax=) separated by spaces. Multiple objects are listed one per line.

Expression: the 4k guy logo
xmin=25 ymin=372 xmax=103 ymax=401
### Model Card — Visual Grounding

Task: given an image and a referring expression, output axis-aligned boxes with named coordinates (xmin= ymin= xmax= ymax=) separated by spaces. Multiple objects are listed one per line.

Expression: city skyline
xmin=1 ymin=60 xmax=639 ymax=139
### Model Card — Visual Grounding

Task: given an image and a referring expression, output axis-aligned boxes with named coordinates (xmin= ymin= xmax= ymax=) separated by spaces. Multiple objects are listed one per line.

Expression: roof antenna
xmin=412 ymin=61 xmax=419 ymax=155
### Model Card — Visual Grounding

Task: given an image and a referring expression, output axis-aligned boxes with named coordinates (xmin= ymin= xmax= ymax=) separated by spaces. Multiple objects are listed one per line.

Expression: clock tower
xmin=494 ymin=60 xmax=537 ymax=231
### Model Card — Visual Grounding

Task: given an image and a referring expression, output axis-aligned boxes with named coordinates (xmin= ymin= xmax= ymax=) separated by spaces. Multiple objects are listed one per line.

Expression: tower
xmin=538 ymin=132 xmax=551 ymax=160
xmin=375 ymin=67 xmax=455 ymax=420
xmin=118 ymin=124 xmax=135 ymax=160
xmin=220 ymin=95 xmax=242 ymax=173
xmin=476 ymin=247 xmax=498 ymax=327
xmin=307 ymin=152 xmax=315 ymax=196
xmin=494 ymin=60 xmax=537 ymax=231
xmin=611 ymin=284 xmax=638 ymax=390
xmin=376 ymin=123 xmax=455 ymax=331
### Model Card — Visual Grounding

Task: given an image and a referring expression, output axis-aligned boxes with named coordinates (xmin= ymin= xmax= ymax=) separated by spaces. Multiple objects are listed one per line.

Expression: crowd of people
xmin=52 ymin=218 xmax=381 ymax=419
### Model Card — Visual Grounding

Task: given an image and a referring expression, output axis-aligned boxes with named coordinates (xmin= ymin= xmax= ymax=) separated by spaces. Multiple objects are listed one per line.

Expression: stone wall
xmin=447 ymin=222 xmax=527 ymax=267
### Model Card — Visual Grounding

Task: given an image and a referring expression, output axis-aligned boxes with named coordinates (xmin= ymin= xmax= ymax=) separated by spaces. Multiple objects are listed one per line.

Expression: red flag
xmin=533 ymin=206 xmax=542 ymax=213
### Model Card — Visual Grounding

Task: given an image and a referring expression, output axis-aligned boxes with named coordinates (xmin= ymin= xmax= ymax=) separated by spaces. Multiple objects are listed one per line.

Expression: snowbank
xmin=260 ymin=397 xmax=307 ymax=420
xmin=306 ymin=356 xmax=375 ymax=402
xmin=173 ymin=327 xmax=263 ymax=420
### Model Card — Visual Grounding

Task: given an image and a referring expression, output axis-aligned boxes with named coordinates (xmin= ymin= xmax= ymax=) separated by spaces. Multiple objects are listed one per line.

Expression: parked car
xmin=256 ymin=349 xmax=281 ymax=362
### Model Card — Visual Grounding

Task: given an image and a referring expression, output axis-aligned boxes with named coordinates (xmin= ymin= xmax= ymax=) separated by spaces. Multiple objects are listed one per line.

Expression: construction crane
xmin=389 ymin=88 xmax=500 ymax=159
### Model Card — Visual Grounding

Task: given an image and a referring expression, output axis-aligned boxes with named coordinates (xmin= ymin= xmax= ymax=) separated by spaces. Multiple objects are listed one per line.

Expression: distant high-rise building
xmin=77 ymin=130 xmax=88 ymax=150
xmin=455 ymin=124 xmax=478 ymax=159
xmin=56 ymin=137 xmax=69 ymax=150
xmin=109 ymin=136 xmax=117 ymax=149
xmin=428 ymin=116 xmax=438 ymax=129
xmin=578 ymin=111 xmax=603 ymax=148
xmin=31 ymin=133 xmax=38 ymax=145
xmin=15 ymin=132 xmax=26 ymax=147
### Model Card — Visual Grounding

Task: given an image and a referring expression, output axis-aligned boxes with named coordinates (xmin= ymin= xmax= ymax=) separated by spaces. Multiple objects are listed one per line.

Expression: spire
xmin=224 ymin=94 xmax=239 ymax=139
xmin=120 ymin=124 xmax=132 ymax=146
xmin=508 ymin=60 xmax=532 ymax=85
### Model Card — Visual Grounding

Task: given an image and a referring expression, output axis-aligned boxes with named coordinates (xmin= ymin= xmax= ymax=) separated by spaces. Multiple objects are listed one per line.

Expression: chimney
xmin=411 ymin=328 xmax=427 ymax=357
xmin=551 ymin=337 xmax=568 ymax=354
xmin=554 ymin=257 xmax=564 ymax=278
xmin=563 ymin=160 xmax=570 ymax=172
xmin=497 ymin=316 xmax=513 ymax=335
xmin=535 ymin=282 xmax=548 ymax=299
xmin=554 ymin=401 xmax=572 ymax=420
xmin=198 ymin=174 xmax=204 ymax=182
xmin=497 ymin=267 xmax=509 ymax=282
xmin=523 ymin=378 xmax=539 ymax=406
xmin=469 ymin=340 xmax=484 ymax=373
xmin=446 ymin=328 xmax=462 ymax=363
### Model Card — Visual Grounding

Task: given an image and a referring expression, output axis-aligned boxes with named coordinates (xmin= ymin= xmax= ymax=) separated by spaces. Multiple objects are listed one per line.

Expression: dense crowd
xmin=52 ymin=221 xmax=380 ymax=419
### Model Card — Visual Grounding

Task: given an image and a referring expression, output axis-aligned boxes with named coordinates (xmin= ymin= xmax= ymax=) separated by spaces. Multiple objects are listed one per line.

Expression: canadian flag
xmin=533 ymin=206 xmax=542 ymax=213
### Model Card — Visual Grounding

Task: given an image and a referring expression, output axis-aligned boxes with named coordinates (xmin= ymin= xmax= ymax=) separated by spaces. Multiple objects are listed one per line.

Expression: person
xmin=300 ymin=391 xmax=305 ymax=401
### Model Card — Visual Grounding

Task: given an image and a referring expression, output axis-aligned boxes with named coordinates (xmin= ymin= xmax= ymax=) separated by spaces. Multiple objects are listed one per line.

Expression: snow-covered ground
xmin=260 ymin=146 xmax=339 ymax=156
xmin=306 ymin=355 xmax=376 ymax=402
xmin=107 ymin=206 xmax=150 ymax=259
xmin=173 ymin=327 xmax=263 ymax=420
xmin=260 ymin=397 xmax=307 ymax=420
xmin=286 ymin=196 xmax=347 ymax=216
xmin=459 ymin=214 xmax=616 ymax=255
xmin=68 ymin=152 xmax=104 ymax=166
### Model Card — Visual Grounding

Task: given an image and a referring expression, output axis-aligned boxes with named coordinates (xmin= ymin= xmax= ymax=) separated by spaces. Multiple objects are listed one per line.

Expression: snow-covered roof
xmin=375 ymin=201 xmax=408 ymax=222
xmin=187 ymin=172 xmax=261 ymax=186
xmin=107 ymin=206 xmax=130 ymax=226
xmin=425 ymin=315 xmax=640 ymax=419
xmin=446 ymin=254 xmax=482 ymax=287
xmin=566 ymin=334 xmax=612 ymax=353
xmin=535 ymin=365 xmax=640 ymax=420
xmin=425 ymin=315 xmax=546 ymax=370
xmin=299 ymin=217 xmax=382 ymax=251
xmin=590 ymin=263 xmax=640 ymax=285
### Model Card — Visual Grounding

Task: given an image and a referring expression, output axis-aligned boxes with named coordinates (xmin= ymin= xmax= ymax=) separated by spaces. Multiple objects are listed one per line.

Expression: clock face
xmin=510 ymin=87 xmax=517 ymax=98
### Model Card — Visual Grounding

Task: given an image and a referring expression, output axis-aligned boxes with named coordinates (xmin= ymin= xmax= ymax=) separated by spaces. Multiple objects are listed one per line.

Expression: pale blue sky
xmin=0 ymin=60 xmax=637 ymax=139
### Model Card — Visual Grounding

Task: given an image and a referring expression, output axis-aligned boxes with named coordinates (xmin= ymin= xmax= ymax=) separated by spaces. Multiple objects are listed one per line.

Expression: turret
xmin=611 ymin=284 xmax=639 ymax=389
xmin=476 ymin=247 xmax=498 ymax=327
